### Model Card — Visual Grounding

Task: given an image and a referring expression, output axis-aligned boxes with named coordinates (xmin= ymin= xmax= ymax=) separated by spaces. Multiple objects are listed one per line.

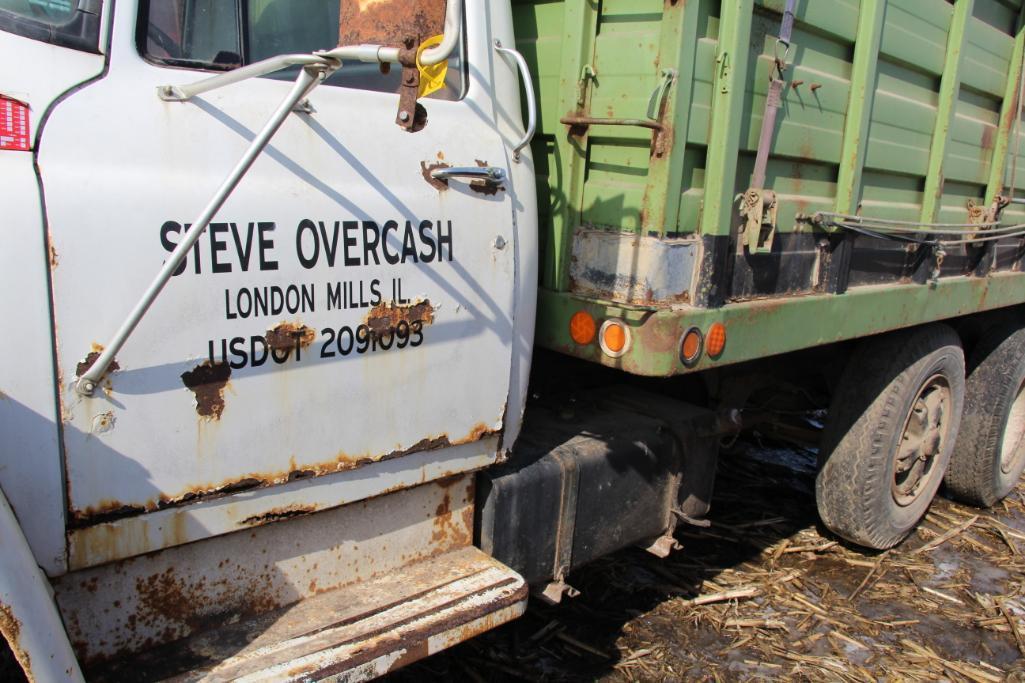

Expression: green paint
xmin=511 ymin=0 xmax=1025 ymax=376
xmin=547 ymin=0 xmax=599 ymax=291
xmin=700 ymin=0 xmax=755 ymax=237
xmin=539 ymin=270 xmax=1025 ymax=376
xmin=835 ymin=0 xmax=887 ymax=215
xmin=642 ymin=0 xmax=701 ymax=236
xmin=985 ymin=5 xmax=1025 ymax=206
xmin=920 ymin=0 xmax=974 ymax=224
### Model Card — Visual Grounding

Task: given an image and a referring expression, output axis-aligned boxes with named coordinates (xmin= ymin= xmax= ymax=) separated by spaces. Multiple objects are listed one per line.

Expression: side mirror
xmin=338 ymin=0 xmax=448 ymax=48
xmin=337 ymin=0 xmax=455 ymax=130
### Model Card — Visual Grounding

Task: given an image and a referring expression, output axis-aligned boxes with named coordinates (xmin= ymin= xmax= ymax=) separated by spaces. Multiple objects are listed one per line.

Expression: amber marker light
xmin=706 ymin=322 xmax=727 ymax=358
xmin=598 ymin=319 xmax=630 ymax=358
xmin=569 ymin=310 xmax=597 ymax=345
xmin=679 ymin=327 xmax=704 ymax=367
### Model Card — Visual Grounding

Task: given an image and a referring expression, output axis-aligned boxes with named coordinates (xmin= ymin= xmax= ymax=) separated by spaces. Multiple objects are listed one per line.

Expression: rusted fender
xmin=0 ymin=486 xmax=84 ymax=682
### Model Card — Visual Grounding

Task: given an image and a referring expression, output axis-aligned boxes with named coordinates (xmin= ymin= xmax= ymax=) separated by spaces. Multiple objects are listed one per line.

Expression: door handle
xmin=494 ymin=41 xmax=537 ymax=162
xmin=431 ymin=166 xmax=506 ymax=183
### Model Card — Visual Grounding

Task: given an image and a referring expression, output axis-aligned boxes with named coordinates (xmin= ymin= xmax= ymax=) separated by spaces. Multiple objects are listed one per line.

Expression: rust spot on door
xmin=67 ymin=421 xmax=500 ymax=527
xmin=76 ymin=351 xmax=120 ymax=379
xmin=364 ymin=299 xmax=434 ymax=338
xmin=339 ymin=0 xmax=446 ymax=47
xmin=469 ymin=159 xmax=503 ymax=196
xmin=180 ymin=361 xmax=231 ymax=420
xmin=421 ymin=161 xmax=450 ymax=191
xmin=240 ymin=505 xmax=317 ymax=527
xmin=265 ymin=322 xmax=315 ymax=352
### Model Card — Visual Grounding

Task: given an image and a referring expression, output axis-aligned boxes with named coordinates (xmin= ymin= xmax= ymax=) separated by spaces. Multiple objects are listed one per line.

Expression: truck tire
xmin=817 ymin=325 xmax=965 ymax=549
xmin=944 ymin=322 xmax=1025 ymax=507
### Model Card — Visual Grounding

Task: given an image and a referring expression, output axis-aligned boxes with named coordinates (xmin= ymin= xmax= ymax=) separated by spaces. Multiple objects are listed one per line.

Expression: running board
xmin=88 ymin=547 xmax=527 ymax=682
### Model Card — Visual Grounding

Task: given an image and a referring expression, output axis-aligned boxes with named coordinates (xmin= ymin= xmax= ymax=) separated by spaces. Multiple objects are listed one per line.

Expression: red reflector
xmin=0 ymin=96 xmax=30 ymax=151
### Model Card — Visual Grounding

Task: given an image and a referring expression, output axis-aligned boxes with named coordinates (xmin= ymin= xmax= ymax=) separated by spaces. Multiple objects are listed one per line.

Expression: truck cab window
xmin=0 ymin=0 xmax=77 ymax=24
xmin=140 ymin=0 xmax=464 ymax=99
xmin=0 ymin=0 xmax=101 ymax=50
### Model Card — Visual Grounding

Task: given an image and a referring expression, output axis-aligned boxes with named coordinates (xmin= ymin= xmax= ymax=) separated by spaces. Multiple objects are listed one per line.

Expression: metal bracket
xmin=395 ymin=36 xmax=421 ymax=131
xmin=717 ymin=51 xmax=731 ymax=94
xmin=577 ymin=64 xmax=596 ymax=106
xmin=739 ymin=188 xmax=778 ymax=254
xmin=641 ymin=533 xmax=683 ymax=558
xmin=561 ymin=69 xmax=676 ymax=158
xmin=495 ymin=40 xmax=538 ymax=162
xmin=647 ymin=69 xmax=676 ymax=120
xmin=534 ymin=579 xmax=581 ymax=605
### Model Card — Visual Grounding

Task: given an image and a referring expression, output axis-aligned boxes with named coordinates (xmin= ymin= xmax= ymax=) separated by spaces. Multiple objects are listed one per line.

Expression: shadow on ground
xmin=386 ymin=428 xmax=1025 ymax=682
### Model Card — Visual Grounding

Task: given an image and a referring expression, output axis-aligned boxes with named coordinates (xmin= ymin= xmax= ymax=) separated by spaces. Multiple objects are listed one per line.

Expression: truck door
xmin=39 ymin=0 xmax=517 ymax=564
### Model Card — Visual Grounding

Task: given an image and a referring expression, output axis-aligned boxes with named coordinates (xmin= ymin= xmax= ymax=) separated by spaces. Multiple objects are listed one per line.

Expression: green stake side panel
xmin=515 ymin=0 xmax=1025 ymax=376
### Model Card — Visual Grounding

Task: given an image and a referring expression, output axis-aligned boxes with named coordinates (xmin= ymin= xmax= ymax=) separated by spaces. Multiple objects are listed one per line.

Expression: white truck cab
xmin=0 ymin=1 xmax=538 ymax=679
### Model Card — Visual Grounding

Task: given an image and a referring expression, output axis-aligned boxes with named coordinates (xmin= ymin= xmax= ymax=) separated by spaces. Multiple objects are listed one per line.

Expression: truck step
xmin=88 ymin=547 xmax=527 ymax=682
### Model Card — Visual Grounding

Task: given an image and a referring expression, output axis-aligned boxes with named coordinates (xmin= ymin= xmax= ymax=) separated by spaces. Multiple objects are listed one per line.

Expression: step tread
xmin=89 ymin=546 xmax=526 ymax=682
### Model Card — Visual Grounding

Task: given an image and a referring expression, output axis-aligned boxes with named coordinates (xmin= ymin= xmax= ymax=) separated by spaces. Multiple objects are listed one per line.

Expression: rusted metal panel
xmin=84 ymin=546 xmax=526 ymax=682
xmin=55 ymin=477 xmax=477 ymax=668
xmin=339 ymin=0 xmax=447 ymax=47
xmin=66 ymin=440 xmax=497 ymax=569
xmin=569 ymin=229 xmax=696 ymax=306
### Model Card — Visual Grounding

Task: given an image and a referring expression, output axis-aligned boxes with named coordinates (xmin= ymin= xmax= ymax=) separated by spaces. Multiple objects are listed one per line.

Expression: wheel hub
xmin=892 ymin=375 xmax=950 ymax=507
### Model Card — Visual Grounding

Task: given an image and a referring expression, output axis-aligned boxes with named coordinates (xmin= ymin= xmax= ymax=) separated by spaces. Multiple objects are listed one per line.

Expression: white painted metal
xmin=77 ymin=65 xmax=329 ymax=397
xmin=40 ymin=0 xmax=522 ymax=545
xmin=0 ymin=487 xmax=84 ymax=682
xmin=0 ymin=26 xmax=106 ymax=575
xmin=54 ymin=477 xmax=480 ymax=666
xmin=485 ymin=0 xmax=538 ymax=454
xmin=67 ymin=437 xmax=498 ymax=569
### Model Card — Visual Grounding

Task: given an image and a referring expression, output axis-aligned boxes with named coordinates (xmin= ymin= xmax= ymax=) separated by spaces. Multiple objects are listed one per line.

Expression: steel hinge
xmin=739 ymin=188 xmax=777 ymax=254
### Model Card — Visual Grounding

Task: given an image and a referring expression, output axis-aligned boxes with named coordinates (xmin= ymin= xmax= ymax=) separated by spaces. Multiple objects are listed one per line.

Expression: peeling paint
xmin=421 ymin=161 xmax=450 ymax=191
xmin=469 ymin=160 xmax=503 ymax=196
xmin=264 ymin=322 xmax=315 ymax=352
xmin=364 ymin=299 xmax=434 ymax=338
xmin=75 ymin=350 xmax=119 ymax=379
xmin=67 ymin=421 xmax=501 ymax=528
xmin=91 ymin=411 xmax=115 ymax=435
xmin=239 ymin=505 xmax=318 ymax=527
xmin=180 ymin=361 xmax=231 ymax=420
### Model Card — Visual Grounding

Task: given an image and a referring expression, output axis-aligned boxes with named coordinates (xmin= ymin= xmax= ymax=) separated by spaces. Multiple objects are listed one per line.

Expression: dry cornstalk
xmin=911 ymin=515 xmax=978 ymax=554
xmin=687 ymin=586 xmax=759 ymax=606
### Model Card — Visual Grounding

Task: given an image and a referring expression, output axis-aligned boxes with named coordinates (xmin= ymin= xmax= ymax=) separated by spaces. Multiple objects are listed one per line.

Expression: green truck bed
xmin=515 ymin=0 xmax=1025 ymax=376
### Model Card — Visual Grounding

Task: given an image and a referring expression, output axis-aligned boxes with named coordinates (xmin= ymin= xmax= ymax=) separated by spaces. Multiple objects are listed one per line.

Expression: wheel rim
xmin=1000 ymin=380 xmax=1025 ymax=474
xmin=892 ymin=375 xmax=951 ymax=507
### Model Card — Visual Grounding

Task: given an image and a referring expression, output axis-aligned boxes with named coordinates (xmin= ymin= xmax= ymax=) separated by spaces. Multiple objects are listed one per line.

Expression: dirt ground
xmin=388 ymin=435 xmax=1025 ymax=682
